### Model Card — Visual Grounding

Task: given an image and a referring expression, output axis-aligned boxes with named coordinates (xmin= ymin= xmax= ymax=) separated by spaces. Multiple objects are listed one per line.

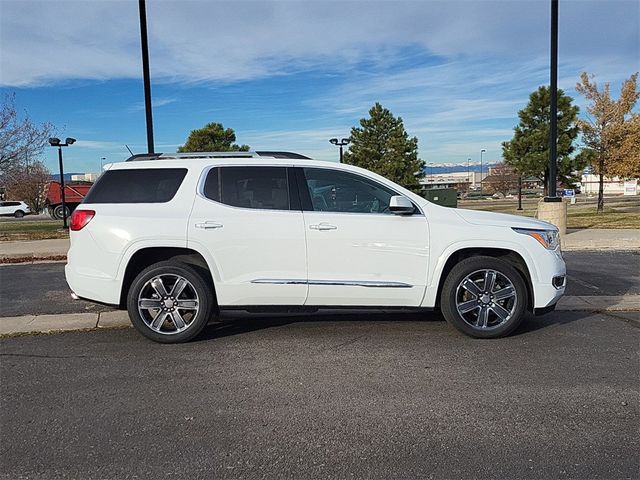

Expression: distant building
xmin=420 ymin=171 xmax=487 ymax=190
xmin=580 ymin=174 xmax=638 ymax=195
xmin=71 ymin=173 xmax=100 ymax=182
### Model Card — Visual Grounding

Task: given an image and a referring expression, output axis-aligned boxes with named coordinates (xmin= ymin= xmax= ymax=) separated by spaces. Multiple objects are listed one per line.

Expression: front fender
xmin=420 ymin=238 xmax=540 ymax=308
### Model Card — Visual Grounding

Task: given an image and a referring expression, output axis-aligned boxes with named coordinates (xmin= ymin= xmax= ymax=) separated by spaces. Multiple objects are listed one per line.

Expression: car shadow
xmin=193 ymin=308 xmax=590 ymax=342
xmin=195 ymin=309 xmax=442 ymax=342
xmin=512 ymin=310 xmax=592 ymax=336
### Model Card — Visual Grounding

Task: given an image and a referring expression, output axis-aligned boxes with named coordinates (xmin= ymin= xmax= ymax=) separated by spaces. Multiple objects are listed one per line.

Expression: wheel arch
xmin=118 ymin=246 xmax=217 ymax=309
xmin=434 ymin=247 xmax=534 ymax=311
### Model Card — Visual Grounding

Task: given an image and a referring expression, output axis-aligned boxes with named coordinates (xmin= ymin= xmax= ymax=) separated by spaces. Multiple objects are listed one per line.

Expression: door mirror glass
xmin=389 ymin=195 xmax=415 ymax=215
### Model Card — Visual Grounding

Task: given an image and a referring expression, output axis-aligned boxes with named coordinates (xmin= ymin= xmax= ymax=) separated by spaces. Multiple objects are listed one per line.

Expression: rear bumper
xmin=65 ymin=263 xmax=121 ymax=305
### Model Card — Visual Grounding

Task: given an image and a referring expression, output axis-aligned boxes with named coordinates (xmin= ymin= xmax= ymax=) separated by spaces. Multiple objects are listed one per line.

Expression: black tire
xmin=127 ymin=260 xmax=216 ymax=343
xmin=52 ymin=205 xmax=71 ymax=220
xmin=441 ymin=256 xmax=528 ymax=339
xmin=14 ymin=210 xmax=24 ymax=218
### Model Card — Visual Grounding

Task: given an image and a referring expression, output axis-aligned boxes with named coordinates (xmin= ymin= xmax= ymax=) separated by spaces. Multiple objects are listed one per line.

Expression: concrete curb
xmin=556 ymin=295 xmax=640 ymax=312
xmin=0 ymin=311 xmax=130 ymax=336
xmin=1 ymin=295 xmax=638 ymax=337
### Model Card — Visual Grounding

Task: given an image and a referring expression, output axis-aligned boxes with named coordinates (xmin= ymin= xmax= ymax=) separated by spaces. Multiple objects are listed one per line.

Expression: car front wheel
xmin=14 ymin=210 xmax=25 ymax=218
xmin=441 ymin=256 xmax=528 ymax=339
xmin=127 ymin=260 xmax=216 ymax=343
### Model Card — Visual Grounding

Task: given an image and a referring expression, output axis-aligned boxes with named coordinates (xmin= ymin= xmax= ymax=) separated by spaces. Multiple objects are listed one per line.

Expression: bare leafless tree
xmin=0 ymin=93 xmax=54 ymax=174
xmin=485 ymin=163 xmax=518 ymax=198
xmin=2 ymin=161 xmax=51 ymax=213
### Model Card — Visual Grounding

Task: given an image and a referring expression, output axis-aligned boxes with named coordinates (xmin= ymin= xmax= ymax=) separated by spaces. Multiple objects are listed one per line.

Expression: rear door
xmin=188 ymin=165 xmax=308 ymax=306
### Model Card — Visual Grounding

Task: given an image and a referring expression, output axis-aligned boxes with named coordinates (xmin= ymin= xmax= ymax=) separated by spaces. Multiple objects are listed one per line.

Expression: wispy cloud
xmin=1 ymin=1 xmax=637 ymax=87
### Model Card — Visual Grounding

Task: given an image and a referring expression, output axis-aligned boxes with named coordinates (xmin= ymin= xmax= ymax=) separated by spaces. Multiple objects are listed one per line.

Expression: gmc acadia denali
xmin=65 ymin=151 xmax=566 ymax=343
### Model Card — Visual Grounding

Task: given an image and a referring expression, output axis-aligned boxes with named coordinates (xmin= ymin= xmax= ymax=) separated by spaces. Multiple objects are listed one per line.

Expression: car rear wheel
xmin=127 ymin=260 xmax=216 ymax=343
xmin=441 ymin=256 xmax=527 ymax=339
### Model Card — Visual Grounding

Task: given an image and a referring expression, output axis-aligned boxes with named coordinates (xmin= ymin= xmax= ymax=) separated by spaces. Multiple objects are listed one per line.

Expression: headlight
xmin=512 ymin=228 xmax=560 ymax=250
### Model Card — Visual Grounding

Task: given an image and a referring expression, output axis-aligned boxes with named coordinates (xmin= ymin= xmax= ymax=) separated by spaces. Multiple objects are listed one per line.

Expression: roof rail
xmin=255 ymin=151 xmax=311 ymax=159
xmin=125 ymin=151 xmax=311 ymax=161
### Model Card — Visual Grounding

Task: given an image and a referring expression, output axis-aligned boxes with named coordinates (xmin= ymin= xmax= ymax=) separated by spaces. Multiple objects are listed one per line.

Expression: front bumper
xmin=530 ymin=248 xmax=566 ymax=309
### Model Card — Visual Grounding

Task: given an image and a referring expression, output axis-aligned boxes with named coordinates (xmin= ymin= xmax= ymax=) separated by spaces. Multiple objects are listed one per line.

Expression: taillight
xmin=69 ymin=209 xmax=95 ymax=231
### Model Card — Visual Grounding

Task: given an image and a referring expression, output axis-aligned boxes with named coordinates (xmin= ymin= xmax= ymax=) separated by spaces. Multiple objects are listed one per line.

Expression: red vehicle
xmin=43 ymin=181 xmax=93 ymax=219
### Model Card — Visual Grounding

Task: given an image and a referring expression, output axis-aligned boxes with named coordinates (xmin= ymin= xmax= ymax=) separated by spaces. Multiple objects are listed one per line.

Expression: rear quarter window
xmin=83 ymin=168 xmax=188 ymax=204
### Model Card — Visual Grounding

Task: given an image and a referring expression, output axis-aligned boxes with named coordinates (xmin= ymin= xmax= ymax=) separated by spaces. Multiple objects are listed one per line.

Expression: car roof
xmin=108 ymin=155 xmax=345 ymax=171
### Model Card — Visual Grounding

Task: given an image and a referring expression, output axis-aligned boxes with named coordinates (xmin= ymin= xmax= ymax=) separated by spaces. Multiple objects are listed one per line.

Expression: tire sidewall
xmin=14 ymin=210 xmax=24 ymax=218
xmin=127 ymin=261 xmax=215 ymax=343
xmin=441 ymin=256 xmax=528 ymax=339
xmin=53 ymin=205 xmax=71 ymax=220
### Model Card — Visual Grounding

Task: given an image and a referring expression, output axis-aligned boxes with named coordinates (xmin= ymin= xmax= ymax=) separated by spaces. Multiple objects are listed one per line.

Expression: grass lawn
xmin=0 ymin=219 xmax=69 ymax=241
xmin=458 ymin=196 xmax=640 ymax=229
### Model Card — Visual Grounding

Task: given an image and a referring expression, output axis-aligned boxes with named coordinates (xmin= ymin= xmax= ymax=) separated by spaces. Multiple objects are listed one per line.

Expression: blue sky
xmin=1 ymin=0 xmax=638 ymax=174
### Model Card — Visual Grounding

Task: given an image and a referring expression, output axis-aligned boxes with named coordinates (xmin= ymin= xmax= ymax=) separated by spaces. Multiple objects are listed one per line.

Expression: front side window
xmin=203 ymin=166 xmax=290 ymax=210
xmin=302 ymin=168 xmax=397 ymax=214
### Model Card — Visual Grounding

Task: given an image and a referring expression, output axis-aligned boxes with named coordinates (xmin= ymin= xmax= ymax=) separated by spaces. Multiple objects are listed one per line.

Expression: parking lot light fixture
xmin=48 ymin=137 xmax=76 ymax=229
xmin=329 ymin=138 xmax=350 ymax=163
xmin=480 ymin=149 xmax=486 ymax=197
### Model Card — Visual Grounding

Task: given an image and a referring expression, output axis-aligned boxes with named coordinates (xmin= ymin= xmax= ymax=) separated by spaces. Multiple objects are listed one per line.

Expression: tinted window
xmin=83 ymin=168 xmax=187 ymax=204
xmin=303 ymin=168 xmax=396 ymax=214
xmin=203 ymin=167 xmax=290 ymax=210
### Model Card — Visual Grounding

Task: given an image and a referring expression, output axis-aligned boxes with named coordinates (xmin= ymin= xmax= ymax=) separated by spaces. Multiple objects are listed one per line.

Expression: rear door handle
xmin=195 ymin=221 xmax=223 ymax=230
xmin=309 ymin=223 xmax=337 ymax=231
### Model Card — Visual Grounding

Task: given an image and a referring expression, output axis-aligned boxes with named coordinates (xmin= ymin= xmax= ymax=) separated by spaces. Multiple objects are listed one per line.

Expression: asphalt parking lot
xmin=1 ymin=310 xmax=638 ymax=479
xmin=1 ymin=251 xmax=638 ymax=479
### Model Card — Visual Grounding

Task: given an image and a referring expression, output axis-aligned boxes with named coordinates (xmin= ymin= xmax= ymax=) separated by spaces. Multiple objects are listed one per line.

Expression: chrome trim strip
xmin=251 ymin=279 xmax=413 ymax=288
xmin=251 ymin=279 xmax=308 ymax=285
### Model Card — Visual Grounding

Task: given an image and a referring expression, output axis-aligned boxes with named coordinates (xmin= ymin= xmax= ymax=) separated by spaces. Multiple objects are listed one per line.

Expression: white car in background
xmin=0 ymin=201 xmax=31 ymax=218
xmin=65 ymin=151 xmax=566 ymax=343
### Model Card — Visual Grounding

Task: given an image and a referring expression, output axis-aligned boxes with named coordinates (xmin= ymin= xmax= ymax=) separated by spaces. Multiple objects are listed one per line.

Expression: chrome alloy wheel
xmin=455 ymin=269 xmax=518 ymax=330
xmin=137 ymin=274 xmax=200 ymax=335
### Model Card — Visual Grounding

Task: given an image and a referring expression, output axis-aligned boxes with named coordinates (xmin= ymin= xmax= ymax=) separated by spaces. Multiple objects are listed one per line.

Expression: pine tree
xmin=343 ymin=103 xmax=424 ymax=191
xmin=178 ymin=122 xmax=249 ymax=152
xmin=502 ymin=87 xmax=582 ymax=194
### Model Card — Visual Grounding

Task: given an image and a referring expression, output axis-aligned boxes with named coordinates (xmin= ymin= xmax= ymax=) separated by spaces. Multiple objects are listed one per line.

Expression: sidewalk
xmin=0 ymin=238 xmax=69 ymax=263
xmin=562 ymin=229 xmax=640 ymax=251
xmin=1 ymin=229 xmax=639 ymax=263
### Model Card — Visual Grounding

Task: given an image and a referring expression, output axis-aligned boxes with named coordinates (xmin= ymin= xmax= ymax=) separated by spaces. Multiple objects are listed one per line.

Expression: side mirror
xmin=389 ymin=195 xmax=415 ymax=215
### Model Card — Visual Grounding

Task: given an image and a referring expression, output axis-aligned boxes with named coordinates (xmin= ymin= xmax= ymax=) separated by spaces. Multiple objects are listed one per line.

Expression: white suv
xmin=0 ymin=201 xmax=31 ymax=218
xmin=65 ymin=151 xmax=566 ymax=343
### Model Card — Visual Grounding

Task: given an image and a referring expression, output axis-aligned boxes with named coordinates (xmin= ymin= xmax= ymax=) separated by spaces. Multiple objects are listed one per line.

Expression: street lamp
xmin=100 ymin=157 xmax=106 ymax=170
xmin=480 ymin=149 xmax=486 ymax=197
xmin=48 ymin=137 xmax=76 ymax=229
xmin=467 ymin=157 xmax=471 ymax=185
xmin=329 ymin=138 xmax=350 ymax=163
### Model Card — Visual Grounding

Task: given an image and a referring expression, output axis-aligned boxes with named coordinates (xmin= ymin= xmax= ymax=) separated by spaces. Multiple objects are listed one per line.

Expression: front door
xmin=298 ymin=167 xmax=430 ymax=306
xmin=188 ymin=165 xmax=307 ymax=306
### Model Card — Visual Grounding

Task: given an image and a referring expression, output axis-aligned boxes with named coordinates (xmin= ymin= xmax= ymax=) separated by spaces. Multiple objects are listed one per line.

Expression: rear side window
xmin=203 ymin=166 xmax=290 ymax=210
xmin=84 ymin=168 xmax=187 ymax=204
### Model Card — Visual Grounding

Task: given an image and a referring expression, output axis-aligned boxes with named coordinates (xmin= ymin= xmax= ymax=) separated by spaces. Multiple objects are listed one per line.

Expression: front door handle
xmin=195 ymin=221 xmax=223 ymax=230
xmin=309 ymin=223 xmax=337 ymax=231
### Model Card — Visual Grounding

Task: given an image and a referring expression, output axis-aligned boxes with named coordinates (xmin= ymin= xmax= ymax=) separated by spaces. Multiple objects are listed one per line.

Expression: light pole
xmin=467 ymin=157 xmax=471 ymax=186
xmin=518 ymin=175 xmax=523 ymax=210
xmin=545 ymin=0 xmax=560 ymax=202
xmin=100 ymin=157 xmax=106 ymax=171
xmin=329 ymin=138 xmax=350 ymax=163
xmin=49 ymin=137 xmax=76 ymax=229
xmin=480 ymin=149 xmax=486 ymax=197
xmin=138 ymin=0 xmax=154 ymax=154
